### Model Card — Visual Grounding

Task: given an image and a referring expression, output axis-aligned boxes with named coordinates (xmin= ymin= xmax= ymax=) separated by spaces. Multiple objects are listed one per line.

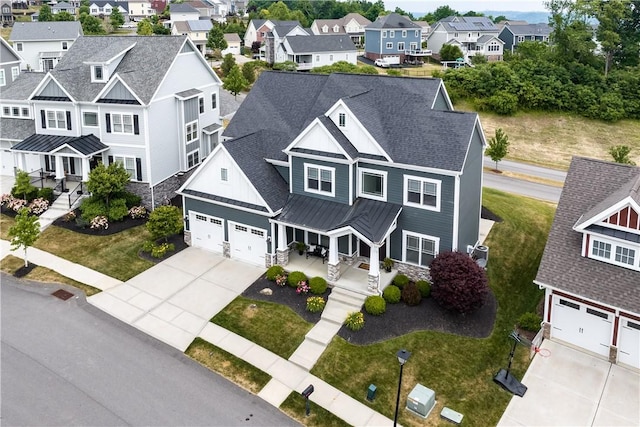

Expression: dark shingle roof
xmin=535 ymin=157 xmax=640 ymax=314
xmin=285 ymin=34 xmax=356 ymax=53
xmin=504 ymin=23 xmax=552 ymax=36
xmin=181 ymin=189 xmax=268 ymax=212
xmin=49 ymin=35 xmax=189 ymax=105
xmin=0 ymin=118 xmax=35 ymax=140
xmin=275 ymin=194 xmax=402 ymax=243
xmin=170 ymin=3 xmax=199 ymax=13
xmin=224 ymin=71 xmax=474 ymax=172
xmin=92 ymin=1 xmax=129 ymax=13
xmin=366 ymin=13 xmax=420 ymax=30
xmin=0 ymin=72 xmax=46 ymax=100
xmin=11 ymin=133 xmax=108 ymax=155
xmin=438 ymin=16 xmax=498 ymax=32
xmin=9 ymin=21 xmax=83 ymax=41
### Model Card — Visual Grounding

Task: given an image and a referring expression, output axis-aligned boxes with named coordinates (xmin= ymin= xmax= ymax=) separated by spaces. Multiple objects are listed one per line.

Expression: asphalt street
xmin=1 ymin=275 xmax=300 ymax=427
xmin=483 ymin=157 xmax=567 ymax=182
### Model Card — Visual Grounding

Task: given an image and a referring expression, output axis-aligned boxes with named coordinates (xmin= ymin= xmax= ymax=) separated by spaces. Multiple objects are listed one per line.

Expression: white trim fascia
xmin=50 ymin=144 xmax=92 ymax=157
xmin=288 ymin=153 xmax=293 ymax=194
xmin=269 ymin=220 xmax=327 ymax=236
xmin=29 ymin=73 xmax=75 ymax=102
xmin=288 ymin=151 xmax=352 ymax=165
xmin=574 ymin=198 xmax=640 ymax=231
xmin=452 ymin=174 xmax=460 ymax=251
xmin=348 ymin=162 xmax=353 ymax=206
xmin=457 ymin=117 xmax=484 ymax=175
xmin=283 ymin=117 xmax=353 ymax=160
xmin=433 ymin=80 xmax=454 ymax=111
xmin=402 ymin=230 xmax=440 ymax=265
xmin=327 ymin=225 xmax=372 ymax=246
xmin=181 ymin=193 xmax=275 ymax=217
xmin=324 ymin=100 xmax=392 ymax=162
xmin=357 ymin=157 xmax=461 ymax=177
xmin=142 ymin=105 xmax=153 ymax=189
xmin=534 ymin=280 xmax=635 ymax=315
xmin=265 ymin=158 xmax=288 ymax=167
xmin=92 ymin=74 xmax=145 ymax=105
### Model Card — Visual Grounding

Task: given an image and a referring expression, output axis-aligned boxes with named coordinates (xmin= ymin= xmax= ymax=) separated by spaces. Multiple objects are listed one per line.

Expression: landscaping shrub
xmin=364 ymin=295 xmax=386 ymax=316
xmin=296 ymin=281 xmax=310 ymax=294
xmin=429 ymin=251 xmax=489 ymax=314
xmin=11 ymin=170 xmax=38 ymax=202
xmin=37 ymin=187 xmax=54 ymax=203
xmin=382 ymin=285 xmax=401 ymax=304
xmin=416 ymin=280 xmax=431 ymax=298
xmin=146 ymin=205 xmax=183 ymax=242
xmin=393 ymin=274 xmax=409 ymax=289
xmin=128 ymin=206 xmax=147 ymax=219
xmin=487 ymin=90 xmax=519 ymax=115
xmin=28 ymin=198 xmax=49 ymax=215
xmin=115 ymin=191 xmax=142 ymax=209
xmin=344 ymin=311 xmax=364 ymax=331
xmin=266 ymin=265 xmax=285 ymax=281
xmin=287 ymin=271 xmax=307 ymax=288
xmin=80 ymin=196 xmax=107 ymax=221
xmin=309 ymin=276 xmax=327 ymax=295
xmin=90 ymin=215 xmax=109 ymax=230
xmin=107 ymin=198 xmax=129 ymax=221
xmin=517 ymin=312 xmax=542 ymax=332
xmin=401 ymin=282 xmax=422 ymax=306
xmin=306 ymin=296 xmax=325 ymax=313
xmin=142 ymin=241 xmax=176 ymax=258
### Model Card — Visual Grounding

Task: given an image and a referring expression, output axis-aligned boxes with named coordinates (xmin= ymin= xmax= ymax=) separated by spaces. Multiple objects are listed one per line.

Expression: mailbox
xmin=367 ymin=384 xmax=377 ymax=401
xmin=301 ymin=384 xmax=314 ymax=398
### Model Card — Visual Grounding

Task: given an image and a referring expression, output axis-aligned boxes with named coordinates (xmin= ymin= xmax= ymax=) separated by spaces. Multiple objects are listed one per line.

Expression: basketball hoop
xmin=533 ymin=346 xmax=551 ymax=358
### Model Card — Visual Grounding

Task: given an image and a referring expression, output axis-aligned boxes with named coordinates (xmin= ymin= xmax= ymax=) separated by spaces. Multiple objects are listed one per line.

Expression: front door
xmin=359 ymin=240 xmax=370 ymax=258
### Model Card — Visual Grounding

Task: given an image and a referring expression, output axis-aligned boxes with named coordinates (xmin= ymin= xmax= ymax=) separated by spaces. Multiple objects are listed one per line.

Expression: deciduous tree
xmin=137 ymin=19 xmax=153 ymax=35
xmin=82 ymin=14 xmax=106 ymax=34
xmin=8 ymin=208 xmax=40 ymax=268
xmin=486 ymin=128 xmax=510 ymax=170
xmin=110 ymin=8 xmax=125 ymax=28
xmin=609 ymin=145 xmax=636 ymax=165
xmin=146 ymin=205 xmax=183 ymax=242
xmin=207 ymin=25 xmax=227 ymax=51
xmin=38 ymin=4 xmax=53 ymax=21
xmin=223 ymin=64 xmax=249 ymax=98
xmin=86 ymin=162 xmax=130 ymax=211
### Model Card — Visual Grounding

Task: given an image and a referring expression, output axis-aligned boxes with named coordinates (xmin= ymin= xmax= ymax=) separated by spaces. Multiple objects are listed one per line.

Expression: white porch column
xmin=328 ymin=236 xmax=339 ymax=265
xmin=55 ymin=155 xmax=65 ymax=179
xmin=369 ymin=244 xmax=380 ymax=277
xmin=81 ymin=157 xmax=90 ymax=181
xmin=277 ymin=223 xmax=287 ymax=251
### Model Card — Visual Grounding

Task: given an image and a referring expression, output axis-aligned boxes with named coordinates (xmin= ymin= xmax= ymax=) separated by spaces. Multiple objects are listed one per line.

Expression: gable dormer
xmin=333 ymin=25 xmax=340 ymax=33
xmin=322 ymin=25 xmax=328 ymax=33
xmin=84 ymin=42 xmax=136 ymax=83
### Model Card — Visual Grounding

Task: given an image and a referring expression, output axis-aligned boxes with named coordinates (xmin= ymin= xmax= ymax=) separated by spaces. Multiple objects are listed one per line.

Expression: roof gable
xmin=0 ymin=38 xmax=22 ymax=64
xmin=284 ymin=116 xmax=354 ymax=160
xmin=367 ymin=13 xmax=420 ymax=30
xmin=575 ymin=173 xmax=640 ymax=231
xmin=9 ymin=21 xmax=83 ymax=41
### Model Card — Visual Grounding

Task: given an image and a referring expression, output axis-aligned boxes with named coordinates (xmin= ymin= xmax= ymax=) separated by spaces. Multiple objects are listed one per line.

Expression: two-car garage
xmin=550 ymin=295 xmax=640 ymax=369
xmin=189 ymin=212 xmax=267 ymax=267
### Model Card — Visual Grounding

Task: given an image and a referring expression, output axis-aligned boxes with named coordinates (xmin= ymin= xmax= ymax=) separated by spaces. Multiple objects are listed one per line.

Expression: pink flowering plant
xmin=129 ymin=206 xmax=147 ymax=219
xmin=90 ymin=215 xmax=109 ymax=230
xmin=8 ymin=197 xmax=27 ymax=212
xmin=275 ymin=274 xmax=288 ymax=287
xmin=0 ymin=193 xmax=13 ymax=207
xmin=296 ymin=280 xmax=310 ymax=294
xmin=28 ymin=198 xmax=49 ymax=215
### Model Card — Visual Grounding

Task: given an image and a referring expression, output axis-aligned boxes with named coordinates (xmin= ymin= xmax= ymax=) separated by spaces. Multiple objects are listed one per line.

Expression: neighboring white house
xmin=169 ymin=2 xmax=200 ymax=22
xmin=222 ymin=33 xmax=242 ymax=56
xmin=264 ymin=22 xmax=307 ymax=64
xmin=9 ymin=21 xmax=83 ymax=72
xmin=243 ymin=19 xmax=299 ymax=50
xmin=310 ymin=13 xmax=371 ymax=47
xmin=0 ymin=35 xmax=223 ymax=208
xmin=51 ymin=1 xmax=76 ymax=14
xmin=127 ymin=0 xmax=154 ymax=20
xmin=280 ymin=34 xmax=357 ymax=70
xmin=89 ymin=1 xmax=130 ymax=21
xmin=427 ymin=15 xmax=503 ymax=62
xmin=171 ymin=19 xmax=213 ymax=55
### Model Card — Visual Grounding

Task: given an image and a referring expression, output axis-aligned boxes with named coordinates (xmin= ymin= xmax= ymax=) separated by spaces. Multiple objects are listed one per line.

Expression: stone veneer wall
xmin=394 ymin=261 xmax=432 ymax=283
xmin=126 ymin=168 xmax=197 ymax=209
xmin=184 ymin=230 xmax=192 ymax=246
xmin=608 ymin=345 xmax=618 ymax=364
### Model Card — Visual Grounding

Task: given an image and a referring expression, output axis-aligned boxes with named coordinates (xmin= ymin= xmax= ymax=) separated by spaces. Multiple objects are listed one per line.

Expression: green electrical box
xmin=367 ymin=384 xmax=377 ymax=401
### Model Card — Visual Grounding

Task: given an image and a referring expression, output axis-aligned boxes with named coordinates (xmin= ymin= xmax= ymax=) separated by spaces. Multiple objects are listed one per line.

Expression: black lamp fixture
xmin=394 ymin=349 xmax=411 ymax=427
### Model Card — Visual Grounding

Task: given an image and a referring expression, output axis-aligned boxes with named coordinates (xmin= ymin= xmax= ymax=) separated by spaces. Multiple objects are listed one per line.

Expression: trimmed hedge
xmin=401 ymin=282 xmax=422 ymax=306
xmin=364 ymin=295 xmax=386 ymax=316
xmin=309 ymin=276 xmax=327 ymax=295
xmin=517 ymin=312 xmax=542 ymax=332
xmin=287 ymin=271 xmax=307 ymax=288
xmin=266 ymin=265 xmax=285 ymax=281
xmin=393 ymin=274 xmax=409 ymax=289
xmin=382 ymin=285 xmax=401 ymax=304
xmin=416 ymin=280 xmax=431 ymax=298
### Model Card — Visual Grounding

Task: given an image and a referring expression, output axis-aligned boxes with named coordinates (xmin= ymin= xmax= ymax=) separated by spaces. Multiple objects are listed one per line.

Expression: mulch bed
xmin=137 ymin=234 xmax=189 ymax=263
xmin=241 ymin=274 xmax=497 ymax=345
xmin=482 ymin=205 xmax=503 ymax=222
xmin=14 ymin=262 xmax=38 ymax=278
xmin=51 ymin=208 xmax=147 ymax=235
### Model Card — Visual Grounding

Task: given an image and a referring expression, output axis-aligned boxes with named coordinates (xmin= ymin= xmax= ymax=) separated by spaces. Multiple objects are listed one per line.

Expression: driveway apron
xmin=88 ymin=247 xmax=264 ymax=351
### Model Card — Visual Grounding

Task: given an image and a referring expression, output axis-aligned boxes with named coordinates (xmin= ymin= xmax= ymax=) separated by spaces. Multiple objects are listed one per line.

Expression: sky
xmin=384 ymin=0 xmax=549 ymax=13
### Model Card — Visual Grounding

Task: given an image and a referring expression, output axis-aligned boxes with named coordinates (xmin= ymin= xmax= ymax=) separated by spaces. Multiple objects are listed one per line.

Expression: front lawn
xmin=211 ymin=296 xmax=314 ymax=359
xmin=310 ymin=189 xmax=555 ymax=427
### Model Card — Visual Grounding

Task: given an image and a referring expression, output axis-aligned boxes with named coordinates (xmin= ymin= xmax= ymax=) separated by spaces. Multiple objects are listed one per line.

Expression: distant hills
xmin=412 ymin=11 xmax=550 ymax=24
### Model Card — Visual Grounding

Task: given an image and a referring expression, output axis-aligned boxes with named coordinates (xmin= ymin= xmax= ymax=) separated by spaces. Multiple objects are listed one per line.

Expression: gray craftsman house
xmin=179 ymin=72 xmax=485 ymax=294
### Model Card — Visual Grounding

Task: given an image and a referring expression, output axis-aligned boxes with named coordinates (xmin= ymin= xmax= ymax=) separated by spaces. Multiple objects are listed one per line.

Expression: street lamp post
xmin=393 ymin=349 xmax=411 ymax=427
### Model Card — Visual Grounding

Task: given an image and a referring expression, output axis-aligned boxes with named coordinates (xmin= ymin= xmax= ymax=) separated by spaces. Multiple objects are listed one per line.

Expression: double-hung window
xmin=186 ymin=121 xmax=198 ymax=142
xmin=211 ymin=93 xmax=217 ymax=109
xmin=112 ymin=113 xmax=133 ymax=134
xmin=386 ymin=42 xmax=393 ymax=49
xmin=11 ymin=67 xmax=19 ymax=81
xmin=590 ymin=237 xmax=639 ymax=270
xmin=113 ymin=156 xmax=136 ymax=179
xmin=187 ymin=150 xmax=200 ymax=168
xmin=404 ymin=175 xmax=440 ymax=211
xmin=47 ymin=110 xmax=67 ymax=129
xmin=398 ymin=42 xmax=405 ymax=51
xmin=403 ymin=231 xmax=438 ymax=267
xmin=359 ymin=168 xmax=386 ymax=201
xmin=0 ymin=70 xmax=5 ymax=87
xmin=615 ymin=246 xmax=635 ymax=266
xmin=199 ymin=97 xmax=204 ymax=114
xmin=338 ymin=113 xmax=346 ymax=127
xmin=83 ymin=112 xmax=98 ymax=127
xmin=305 ymin=164 xmax=334 ymax=196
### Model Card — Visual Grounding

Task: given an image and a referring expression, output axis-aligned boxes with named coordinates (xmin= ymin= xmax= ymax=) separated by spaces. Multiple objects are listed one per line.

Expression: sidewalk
xmin=0 ymin=242 xmax=395 ymax=426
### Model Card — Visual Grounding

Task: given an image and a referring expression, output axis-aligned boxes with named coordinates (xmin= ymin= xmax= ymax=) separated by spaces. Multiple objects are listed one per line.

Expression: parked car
xmin=374 ymin=56 xmax=400 ymax=68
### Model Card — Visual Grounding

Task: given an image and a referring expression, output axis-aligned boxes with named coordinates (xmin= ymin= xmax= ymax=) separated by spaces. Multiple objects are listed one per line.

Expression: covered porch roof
xmin=274 ymin=194 xmax=402 ymax=245
xmin=10 ymin=134 xmax=109 ymax=157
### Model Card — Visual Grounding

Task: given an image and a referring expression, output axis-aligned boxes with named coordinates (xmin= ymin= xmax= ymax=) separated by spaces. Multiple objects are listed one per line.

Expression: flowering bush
xmin=8 ymin=197 xmax=27 ymax=212
xmin=344 ymin=311 xmax=364 ymax=331
xmin=151 ymin=242 xmax=175 ymax=258
xmin=0 ymin=193 xmax=13 ymax=207
xmin=296 ymin=280 xmax=310 ymax=294
xmin=63 ymin=210 xmax=77 ymax=222
xmin=306 ymin=296 xmax=325 ymax=313
xmin=90 ymin=215 xmax=109 ymax=230
xmin=275 ymin=274 xmax=288 ymax=287
xmin=129 ymin=205 xmax=147 ymax=219
xmin=28 ymin=198 xmax=49 ymax=215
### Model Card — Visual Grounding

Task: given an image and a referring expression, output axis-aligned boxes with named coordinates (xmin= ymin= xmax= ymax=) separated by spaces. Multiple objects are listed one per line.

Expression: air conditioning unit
xmin=406 ymin=384 xmax=435 ymax=419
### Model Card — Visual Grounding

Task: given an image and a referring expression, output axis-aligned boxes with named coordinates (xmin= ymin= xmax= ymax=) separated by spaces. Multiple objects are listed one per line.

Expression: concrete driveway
xmin=498 ymin=340 xmax=639 ymax=426
xmin=89 ymin=247 xmax=264 ymax=351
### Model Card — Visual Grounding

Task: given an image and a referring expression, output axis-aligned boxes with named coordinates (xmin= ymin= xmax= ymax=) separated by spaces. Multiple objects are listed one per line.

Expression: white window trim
xmin=398 ymin=42 xmax=405 ymax=51
xmin=11 ymin=66 xmax=19 ymax=81
xmin=304 ymin=163 xmax=335 ymax=197
xmin=111 ymin=113 xmax=134 ymax=134
xmin=403 ymin=175 xmax=441 ymax=212
xmin=220 ymin=167 xmax=228 ymax=182
xmin=589 ymin=235 xmax=640 ymax=271
xmin=186 ymin=120 xmax=198 ymax=142
xmin=402 ymin=230 xmax=440 ymax=267
xmin=382 ymin=30 xmax=387 ymax=38
xmin=83 ymin=111 xmax=99 ymax=127
xmin=358 ymin=167 xmax=387 ymax=201
xmin=198 ymin=96 xmax=204 ymax=114
xmin=113 ymin=155 xmax=137 ymax=180
xmin=390 ymin=30 xmax=395 ymax=38
xmin=92 ymin=65 xmax=106 ymax=83
xmin=402 ymin=30 xmax=407 ymax=37
xmin=386 ymin=42 xmax=393 ymax=49
xmin=338 ymin=112 xmax=346 ymax=127
xmin=62 ymin=41 xmax=68 ymax=50
xmin=0 ymin=70 xmax=5 ymax=87
xmin=15 ymin=42 xmax=22 ymax=52
xmin=46 ymin=109 xmax=67 ymax=129
xmin=187 ymin=149 xmax=200 ymax=168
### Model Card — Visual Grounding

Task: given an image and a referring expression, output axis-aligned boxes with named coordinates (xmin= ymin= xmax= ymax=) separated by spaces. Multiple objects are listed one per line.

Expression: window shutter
xmin=105 ymin=113 xmax=111 ymax=133
xmin=41 ymin=110 xmax=46 ymax=128
xmin=133 ymin=115 xmax=139 ymax=135
xmin=45 ymin=156 xmax=50 ymax=171
xmin=136 ymin=158 xmax=142 ymax=181
xmin=70 ymin=159 xmax=76 ymax=174
xmin=108 ymin=155 xmax=113 ymax=165
xmin=66 ymin=111 xmax=71 ymax=130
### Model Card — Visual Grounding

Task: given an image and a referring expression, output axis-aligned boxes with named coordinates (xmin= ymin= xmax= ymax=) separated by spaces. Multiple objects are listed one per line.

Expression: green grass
xmin=185 ymin=338 xmax=271 ymax=394
xmin=211 ymin=296 xmax=314 ymax=359
xmin=280 ymin=392 xmax=351 ymax=427
xmin=309 ymin=189 xmax=556 ymax=427
xmin=32 ymin=223 xmax=154 ymax=281
xmin=1 ymin=254 xmax=102 ymax=296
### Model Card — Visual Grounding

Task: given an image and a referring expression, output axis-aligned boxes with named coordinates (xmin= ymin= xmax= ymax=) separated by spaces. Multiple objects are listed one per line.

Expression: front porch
xmin=284 ymin=250 xmax=395 ymax=295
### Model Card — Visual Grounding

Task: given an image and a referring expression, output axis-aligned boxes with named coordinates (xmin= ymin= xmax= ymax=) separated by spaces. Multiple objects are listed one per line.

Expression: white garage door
xmin=229 ymin=222 xmax=266 ymax=266
xmin=189 ymin=212 xmax=224 ymax=253
xmin=1 ymin=149 xmax=15 ymax=176
xmin=618 ymin=317 xmax=640 ymax=369
xmin=551 ymin=296 xmax=612 ymax=358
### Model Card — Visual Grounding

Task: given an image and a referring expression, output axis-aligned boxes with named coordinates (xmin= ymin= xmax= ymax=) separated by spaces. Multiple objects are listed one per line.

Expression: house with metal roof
xmin=364 ymin=13 xmax=431 ymax=64
xmin=427 ymin=16 xmax=503 ymax=63
xmin=9 ymin=21 xmax=83 ymax=72
xmin=178 ymin=71 xmax=485 ymax=294
xmin=310 ymin=13 xmax=371 ymax=48
xmin=171 ymin=19 xmax=213 ymax=55
xmin=0 ymin=35 xmax=223 ymax=208
xmin=535 ymin=157 xmax=640 ymax=370
xmin=498 ymin=22 xmax=552 ymax=53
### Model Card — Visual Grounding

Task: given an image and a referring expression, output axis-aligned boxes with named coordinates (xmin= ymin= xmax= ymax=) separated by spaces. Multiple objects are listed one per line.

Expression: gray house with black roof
xmin=281 ymin=35 xmax=357 ymax=70
xmin=535 ymin=157 xmax=640 ymax=369
xmin=178 ymin=71 xmax=485 ymax=294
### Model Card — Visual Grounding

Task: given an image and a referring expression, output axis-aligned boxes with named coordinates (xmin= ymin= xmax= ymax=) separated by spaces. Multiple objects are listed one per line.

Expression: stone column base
xmin=609 ymin=345 xmax=618 ymax=364
xmin=265 ymin=253 xmax=273 ymax=268
xmin=276 ymin=249 xmax=289 ymax=266
xmin=328 ymin=262 xmax=341 ymax=282
xmin=184 ymin=230 xmax=192 ymax=246
xmin=222 ymin=241 xmax=230 ymax=258
xmin=367 ymin=274 xmax=379 ymax=294
xmin=542 ymin=322 xmax=551 ymax=340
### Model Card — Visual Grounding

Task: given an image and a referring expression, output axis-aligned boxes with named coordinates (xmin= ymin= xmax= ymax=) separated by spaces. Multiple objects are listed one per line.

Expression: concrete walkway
xmin=0 ymin=242 xmax=395 ymax=426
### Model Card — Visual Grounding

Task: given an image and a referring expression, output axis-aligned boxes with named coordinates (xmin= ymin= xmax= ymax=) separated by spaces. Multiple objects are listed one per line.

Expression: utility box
xmin=406 ymin=384 xmax=435 ymax=419
xmin=366 ymin=384 xmax=377 ymax=401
